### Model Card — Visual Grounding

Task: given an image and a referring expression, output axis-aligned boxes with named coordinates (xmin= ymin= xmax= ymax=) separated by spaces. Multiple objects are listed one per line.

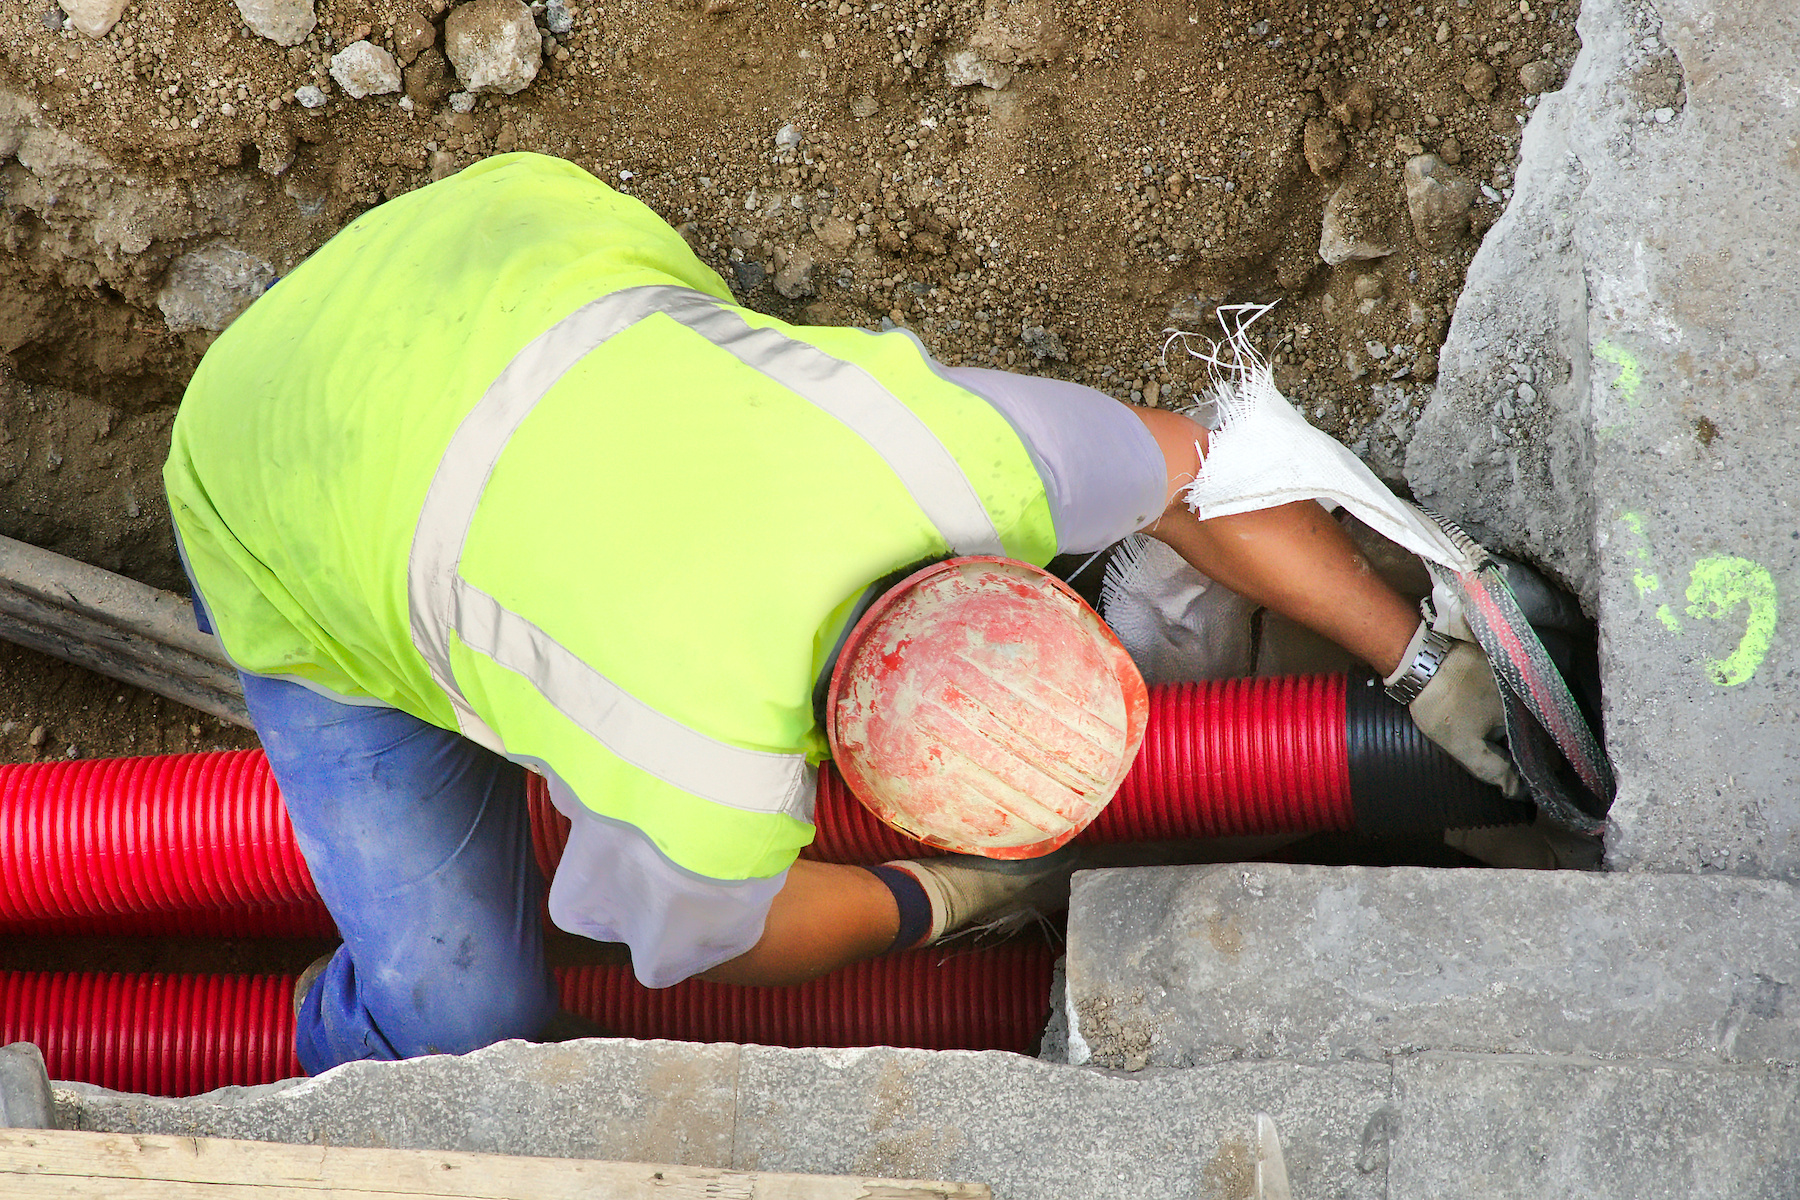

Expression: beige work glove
xmin=1404 ymin=641 xmax=1525 ymax=799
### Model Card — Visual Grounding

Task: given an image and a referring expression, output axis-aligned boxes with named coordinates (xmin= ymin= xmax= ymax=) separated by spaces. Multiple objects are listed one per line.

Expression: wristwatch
xmin=1382 ymin=622 xmax=1456 ymax=705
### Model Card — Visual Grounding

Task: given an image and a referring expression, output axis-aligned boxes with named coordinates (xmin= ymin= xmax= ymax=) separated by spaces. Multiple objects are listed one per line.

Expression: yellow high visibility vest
xmin=165 ymin=153 xmax=1057 ymax=880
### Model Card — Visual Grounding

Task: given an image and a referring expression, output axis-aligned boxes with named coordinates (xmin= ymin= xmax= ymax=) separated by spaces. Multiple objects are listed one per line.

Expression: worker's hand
xmin=1408 ymin=641 xmax=1524 ymax=799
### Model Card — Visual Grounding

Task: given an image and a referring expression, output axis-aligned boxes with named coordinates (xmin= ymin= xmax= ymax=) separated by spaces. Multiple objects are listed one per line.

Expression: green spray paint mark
xmin=1595 ymin=339 xmax=1642 ymax=407
xmin=1656 ymin=603 xmax=1683 ymax=634
xmin=1683 ymin=556 xmax=1778 ymax=686
xmin=1623 ymin=513 xmax=1661 ymax=596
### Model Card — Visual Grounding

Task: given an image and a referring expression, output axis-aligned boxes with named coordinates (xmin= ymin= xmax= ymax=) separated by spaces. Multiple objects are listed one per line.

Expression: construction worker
xmin=164 ymin=152 xmax=1516 ymax=1074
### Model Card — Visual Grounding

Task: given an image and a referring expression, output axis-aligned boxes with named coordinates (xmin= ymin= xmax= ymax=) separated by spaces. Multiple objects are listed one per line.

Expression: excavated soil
xmin=0 ymin=1 xmax=1576 ymax=767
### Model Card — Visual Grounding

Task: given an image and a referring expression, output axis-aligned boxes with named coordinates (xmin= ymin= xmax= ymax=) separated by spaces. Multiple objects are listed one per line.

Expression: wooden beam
xmin=0 ymin=1129 xmax=989 ymax=1200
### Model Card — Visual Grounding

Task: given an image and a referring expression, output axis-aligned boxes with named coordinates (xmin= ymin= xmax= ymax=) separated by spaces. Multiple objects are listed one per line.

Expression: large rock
xmin=1319 ymin=181 xmax=1394 ymax=266
xmin=1402 ymin=153 xmax=1474 ymax=249
xmin=1063 ymin=864 xmax=1800 ymax=1069
xmin=233 ymin=0 xmax=316 ymax=46
xmin=330 ymin=42 xmax=402 ymax=99
xmin=443 ymin=0 xmax=541 ymax=96
xmin=55 ymin=0 xmax=128 ymax=38
xmin=156 ymin=243 xmax=275 ymax=333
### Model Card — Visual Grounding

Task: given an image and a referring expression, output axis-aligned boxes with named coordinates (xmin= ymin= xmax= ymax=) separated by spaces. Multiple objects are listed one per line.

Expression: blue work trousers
xmin=241 ymin=672 xmax=559 ymax=1074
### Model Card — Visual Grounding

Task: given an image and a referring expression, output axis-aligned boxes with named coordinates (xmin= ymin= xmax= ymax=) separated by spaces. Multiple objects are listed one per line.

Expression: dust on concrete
xmin=1074 ymin=991 xmax=1159 ymax=1071
xmin=0 ymin=0 xmax=1578 ymax=758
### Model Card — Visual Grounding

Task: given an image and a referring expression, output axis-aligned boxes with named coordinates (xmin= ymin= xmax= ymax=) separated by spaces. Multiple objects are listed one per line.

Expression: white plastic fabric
xmin=1171 ymin=309 xmax=1480 ymax=577
xmin=1099 ymin=535 xmax=1257 ymax=684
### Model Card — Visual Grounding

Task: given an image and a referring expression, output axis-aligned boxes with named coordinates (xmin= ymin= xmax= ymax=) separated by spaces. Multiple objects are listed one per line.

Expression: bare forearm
xmin=698 ymin=860 xmax=898 ymax=987
xmin=1144 ymin=499 xmax=1418 ymax=676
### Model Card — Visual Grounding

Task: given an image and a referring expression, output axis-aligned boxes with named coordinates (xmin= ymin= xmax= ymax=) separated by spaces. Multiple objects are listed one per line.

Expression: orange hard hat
xmin=826 ymin=556 xmax=1149 ymax=858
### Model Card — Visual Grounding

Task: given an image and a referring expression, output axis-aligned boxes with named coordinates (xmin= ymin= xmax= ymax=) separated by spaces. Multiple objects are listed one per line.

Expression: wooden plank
xmin=0 ymin=1129 xmax=988 ymax=1199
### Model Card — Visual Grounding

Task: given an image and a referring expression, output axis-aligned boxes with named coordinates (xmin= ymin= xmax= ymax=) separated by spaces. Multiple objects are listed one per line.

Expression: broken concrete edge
xmin=46 ymin=1036 xmax=1800 ymax=1200
xmin=51 ymin=1036 xmax=1395 ymax=1200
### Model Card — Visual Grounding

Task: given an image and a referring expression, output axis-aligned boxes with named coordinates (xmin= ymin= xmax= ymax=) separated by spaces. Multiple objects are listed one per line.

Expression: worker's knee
xmin=303 ymin=949 xmax=559 ymax=1072
xmin=387 ymin=966 xmax=560 ymax=1058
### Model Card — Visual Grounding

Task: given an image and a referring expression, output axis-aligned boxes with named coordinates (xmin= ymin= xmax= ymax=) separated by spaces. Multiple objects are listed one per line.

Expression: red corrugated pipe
xmin=0 ymin=943 xmax=1055 ymax=1095
xmin=0 ymin=971 xmax=301 ymax=1096
xmin=0 ymin=675 xmax=1522 ymax=933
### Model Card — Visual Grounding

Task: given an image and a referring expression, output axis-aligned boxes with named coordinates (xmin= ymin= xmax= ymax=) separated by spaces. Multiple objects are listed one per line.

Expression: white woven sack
xmin=1099 ymin=535 xmax=1256 ymax=685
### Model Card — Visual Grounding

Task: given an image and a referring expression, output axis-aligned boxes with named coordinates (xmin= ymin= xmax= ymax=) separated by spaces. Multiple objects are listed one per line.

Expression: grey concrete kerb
xmin=57 ymin=1038 xmax=1394 ymax=1200
xmin=1063 ymin=863 xmax=1800 ymax=1070
xmin=1403 ymin=0 xmax=1800 ymax=880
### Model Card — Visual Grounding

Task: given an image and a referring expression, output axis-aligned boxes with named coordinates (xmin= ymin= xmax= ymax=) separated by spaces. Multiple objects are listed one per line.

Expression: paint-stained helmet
xmin=826 ymin=557 xmax=1148 ymax=858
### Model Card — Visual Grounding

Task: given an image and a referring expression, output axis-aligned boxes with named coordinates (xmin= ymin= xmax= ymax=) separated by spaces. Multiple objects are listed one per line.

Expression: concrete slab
xmin=731 ymin=1045 xmax=1389 ymax=1200
xmin=1063 ymin=863 xmax=1800 ymax=1069
xmin=1404 ymin=0 xmax=1800 ymax=878
xmin=60 ymin=1039 xmax=744 ymax=1167
xmin=1390 ymin=1053 xmax=1800 ymax=1199
xmin=1580 ymin=1 xmax=1800 ymax=881
xmin=57 ymin=1038 xmax=1394 ymax=1200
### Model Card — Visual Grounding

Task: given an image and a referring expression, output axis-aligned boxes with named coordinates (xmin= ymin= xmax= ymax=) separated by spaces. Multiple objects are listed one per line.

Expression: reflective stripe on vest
xmin=407 ymin=283 xmax=1003 ymax=820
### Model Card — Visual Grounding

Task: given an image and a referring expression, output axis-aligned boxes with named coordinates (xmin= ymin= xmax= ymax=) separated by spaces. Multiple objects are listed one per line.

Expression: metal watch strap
xmin=1383 ymin=623 xmax=1456 ymax=706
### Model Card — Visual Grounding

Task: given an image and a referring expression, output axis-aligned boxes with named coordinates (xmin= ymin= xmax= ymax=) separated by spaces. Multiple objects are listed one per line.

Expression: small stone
xmin=943 ymin=48 xmax=1013 ymax=90
xmin=1353 ymin=273 xmax=1384 ymax=300
xmin=158 ymin=242 xmax=277 ymax=333
xmin=449 ymin=90 xmax=477 ymax=113
xmin=731 ymin=260 xmax=767 ymax=292
xmin=404 ymin=47 xmax=455 ymax=107
xmin=235 ymin=0 xmax=317 ymax=46
xmin=444 ymin=0 xmax=541 ymax=96
xmin=39 ymin=8 xmax=62 ymax=32
xmin=429 ymin=149 xmax=457 ymax=179
xmin=1302 ymin=117 xmax=1346 ymax=176
xmin=393 ymin=10 xmax=436 ymax=66
xmin=849 ymin=92 xmax=879 ymax=118
xmin=1435 ymin=19 xmax=1450 ymax=43
xmin=1020 ymin=324 xmax=1068 ymax=362
xmin=295 ymin=83 xmax=327 ymax=108
xmin=1461 ymin=60 xmax=1498 ymax=101
xmin=773 ymin=250 xmax=815 ymax=299
xmin=1652 ymin=107 xmax=1674 ymax=124
xmin=1403 ymin=154 xmax=1475 ymax=249
xmin=1365 ymin=341 xmax=1389 ymax=360
xmin=816 ymin=215 xmax=857 ymax=254
xmin=330 ymin=41 xmax=402 ymax=98
xmin=774 ymin=123 xmax=801 ymax=150
xmin=27 ymin=725 xmax=45 ymax=748
xmin=1517 ymin=382 xmax=1538 ymax=404
xmin=55 ymin=0 xmax=128 ymax=38
xmin=1518 ymin=58 xmax=1559 ymax=95
xmin=1327 ymin=80 xmax=1374 ymax=129
xmin=1319 ymin=183 xmax=1393 ymax=266
xmin=1414 ymin=351 xmax=1439 ymax=380
xmin=1438 ymin=135 xmax=1464 ymax=165
xmin=821 ymin=31 xmax=836 ymax=50
xmin=544 ymin=0 xmax=573 ymax=34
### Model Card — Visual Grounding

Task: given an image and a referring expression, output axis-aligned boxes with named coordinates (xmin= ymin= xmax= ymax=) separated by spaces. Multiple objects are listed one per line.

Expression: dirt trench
xmin=0 ymin=0 xmax=1573 ymax=785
